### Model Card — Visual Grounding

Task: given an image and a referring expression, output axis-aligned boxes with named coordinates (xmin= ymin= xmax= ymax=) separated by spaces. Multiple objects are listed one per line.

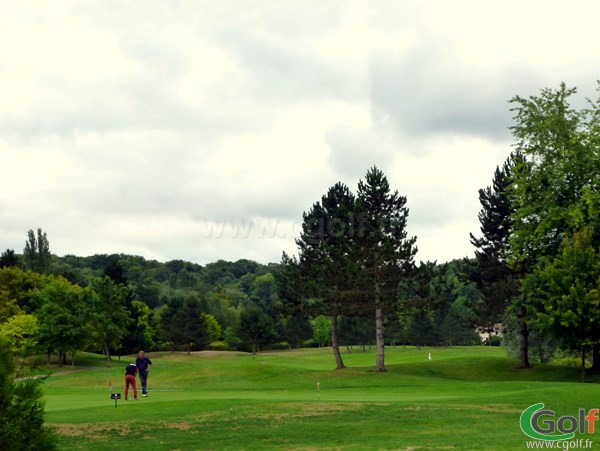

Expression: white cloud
xmin=1 ymin=0 xmax=599 ymax=265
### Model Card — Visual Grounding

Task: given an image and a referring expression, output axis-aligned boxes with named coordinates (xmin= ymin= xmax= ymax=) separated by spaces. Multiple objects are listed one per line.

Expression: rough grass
xmin=41 ymin=346 xmax=600 ymax=450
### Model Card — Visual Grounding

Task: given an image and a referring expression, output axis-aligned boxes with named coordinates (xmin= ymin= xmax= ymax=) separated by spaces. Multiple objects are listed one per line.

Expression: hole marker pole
xmin=317 ymin=381 xmax=320 ymax=400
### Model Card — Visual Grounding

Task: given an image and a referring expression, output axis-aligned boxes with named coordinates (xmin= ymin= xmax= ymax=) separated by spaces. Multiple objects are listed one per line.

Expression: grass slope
xmin=42 ymin=347 xmax=600 ymax=450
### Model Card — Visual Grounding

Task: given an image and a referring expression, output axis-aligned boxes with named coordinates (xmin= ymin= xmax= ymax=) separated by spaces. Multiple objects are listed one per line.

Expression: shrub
xmin=488 ymin=336 xmax=502 ymax=346
xmin=0 ymin=337 xmax=58 ymax=450
xmin=207 ymin=341 xmax=229 ymax=351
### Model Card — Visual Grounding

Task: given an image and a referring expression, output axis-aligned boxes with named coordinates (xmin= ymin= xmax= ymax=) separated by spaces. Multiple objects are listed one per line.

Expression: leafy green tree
xmin=509 ymin=83 xmax=600 ymax=265
xmin=23 ymin=228 xmax=51 ymax=274
xmin=204 ymin=259 xmax=238 ymax=285
xmin=425 ymin=260 xmax=482 ymax=346
xmin=0 ymin=267 xmax=46 ymax=313
xmin=202 ymin=313 xmax=222 ymax=342
xmin=102 ymin=255 xmax=145 ymax=355
xmin=103 ymin=255 xmax=128 ymax=285
xmin=508 ymin=82 xmax=600 ymax=369
xmin=356 ymin=167 xmax=417 ymax=371
xmin=311 ymin=315 xmax=331 ymax=347
xmin=35 ymin=276 xmax=86 ymax=366
xmin=205 ymin=287 xmax=243 ymax=333
xmin=251 ymin=273 xmax=278 ymax=310
xmin=0 ymin=294 xmax=21 ymax=326
xmin=223 ymin=326 xmax=241 ymax=349
xmin=124 ymin=300 xmax=160 ymax=354
xmin=0 ymin=314 xmax=39 ymax=358
xmin=82 ymin=277 xmax=131 ymax=362
xmin=165 ymin=259 xmax=206 ymax=289
xmin=281 ymin=313 xmax=313 ymax=348
xmin=236 ymin=305 xmax=277 ymax=353
xmin=160 ymin=294 xmax=209 ymax=353
xmin=398 ymin=260 xmax=471 ymax=348
xmin=0 ymin=337 xmax=58 ymax=450
xmin=524 ymin=228 xmax=600 ymax=379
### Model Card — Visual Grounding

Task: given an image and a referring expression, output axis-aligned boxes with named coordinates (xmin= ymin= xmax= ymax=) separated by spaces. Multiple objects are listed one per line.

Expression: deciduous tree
xmin=82 ymin=277 xmax=131 ymax=363
xmin=35 ymin=276 xmax=86 ymax=366
xmin=0 ymin=313 xmax=39 ymax=358
xmin=524 ymin=228 xmax=600 ymax=379
xmin=311 ymin=315 xmax=331 ymax=348
xmin=23 ymin=228 xmax=51 ymax=274
xmin=508 ymin=82 xmax=600 ymax=369
xmin=160 ymin=294 xmax=209 ymax=353
xmin=236 ymin=305 xmax=276 ymax=354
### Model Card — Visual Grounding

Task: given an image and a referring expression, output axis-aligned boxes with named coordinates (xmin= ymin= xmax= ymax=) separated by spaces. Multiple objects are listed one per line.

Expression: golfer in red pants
xmin=125 ymin=363 xmax=138 ymax=400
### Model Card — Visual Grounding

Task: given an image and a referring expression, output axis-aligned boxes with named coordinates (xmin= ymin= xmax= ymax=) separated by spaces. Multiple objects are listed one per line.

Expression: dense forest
xmin=0 ymin=241 xmax=485 ymax=365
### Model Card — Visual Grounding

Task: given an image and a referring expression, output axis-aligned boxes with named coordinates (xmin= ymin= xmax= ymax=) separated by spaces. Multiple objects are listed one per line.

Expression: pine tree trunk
xmin=518 ymin=306 xmax=530 ymax=369
xmin=582 ymin=346 xmax=587 ymax=383
xmin=374 ymin=269 xmax=386 ymax=373
xmin=331 ymin=315 xmax=345 ymax=369
xmin=375 ymin=306 xmax=386 ymax=372
xmin=591 ymin=343 xmax=600 ymax=371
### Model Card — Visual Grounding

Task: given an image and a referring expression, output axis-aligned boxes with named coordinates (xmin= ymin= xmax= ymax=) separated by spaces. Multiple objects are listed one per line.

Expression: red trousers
xmin=125 ymin=374 xmax=137 ymax=400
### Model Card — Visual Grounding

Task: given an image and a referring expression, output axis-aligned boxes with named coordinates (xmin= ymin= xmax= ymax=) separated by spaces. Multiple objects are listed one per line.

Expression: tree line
xmin=0 ymin=232 xmax=483 ymax=366
xmin=470 ymin=82 xmax=600 ymax=379
xmin=278 ymin=82 xmax=600 ymax=374
xmin=0 ymin=248 xmax=285 ymax=363
xmin=1 ymin=81 xmax=599 ymax=377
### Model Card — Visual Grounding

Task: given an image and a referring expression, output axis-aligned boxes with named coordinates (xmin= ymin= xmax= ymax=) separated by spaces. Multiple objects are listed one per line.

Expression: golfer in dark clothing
xmin=136 ymin=350 xmax=152 ymax=397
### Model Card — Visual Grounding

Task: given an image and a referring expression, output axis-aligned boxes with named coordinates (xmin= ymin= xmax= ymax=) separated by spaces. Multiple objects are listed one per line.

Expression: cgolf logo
xmin=520 ymin=403 xmax=599 ymax=441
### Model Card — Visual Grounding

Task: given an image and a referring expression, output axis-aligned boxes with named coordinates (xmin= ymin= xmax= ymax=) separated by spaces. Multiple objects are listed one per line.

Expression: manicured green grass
xmin=41 ymin=347 xmax=600 ymax=450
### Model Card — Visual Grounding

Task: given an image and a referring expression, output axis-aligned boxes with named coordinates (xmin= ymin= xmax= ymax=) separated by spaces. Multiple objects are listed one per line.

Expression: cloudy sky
xmin=1 ymin=1 xmax=599 ymax=266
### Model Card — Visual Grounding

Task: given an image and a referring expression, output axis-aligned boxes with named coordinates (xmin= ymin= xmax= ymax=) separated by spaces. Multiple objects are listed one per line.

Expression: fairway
xmin=43 ymin=347 xmax=600 ymax=450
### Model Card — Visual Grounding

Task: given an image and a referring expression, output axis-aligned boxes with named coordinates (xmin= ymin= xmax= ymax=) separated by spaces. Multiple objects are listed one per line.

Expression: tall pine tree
xmin=278 ymin=182 xmax=358 ymax=369
xmin=356 ymin=167 xmax=416 ymax=372
xmin=470 ymin=153 xmax=521 ymax=331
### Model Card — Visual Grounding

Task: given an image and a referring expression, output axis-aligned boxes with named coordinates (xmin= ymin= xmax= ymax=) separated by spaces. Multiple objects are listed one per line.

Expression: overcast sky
xmin=1 ymin=1 xmax=599 ymax=266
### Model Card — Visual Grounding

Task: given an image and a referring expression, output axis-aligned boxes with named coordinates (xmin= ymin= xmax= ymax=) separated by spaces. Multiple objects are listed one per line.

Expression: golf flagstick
xmin=317 ymin=381 xmax=320 ymax=400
